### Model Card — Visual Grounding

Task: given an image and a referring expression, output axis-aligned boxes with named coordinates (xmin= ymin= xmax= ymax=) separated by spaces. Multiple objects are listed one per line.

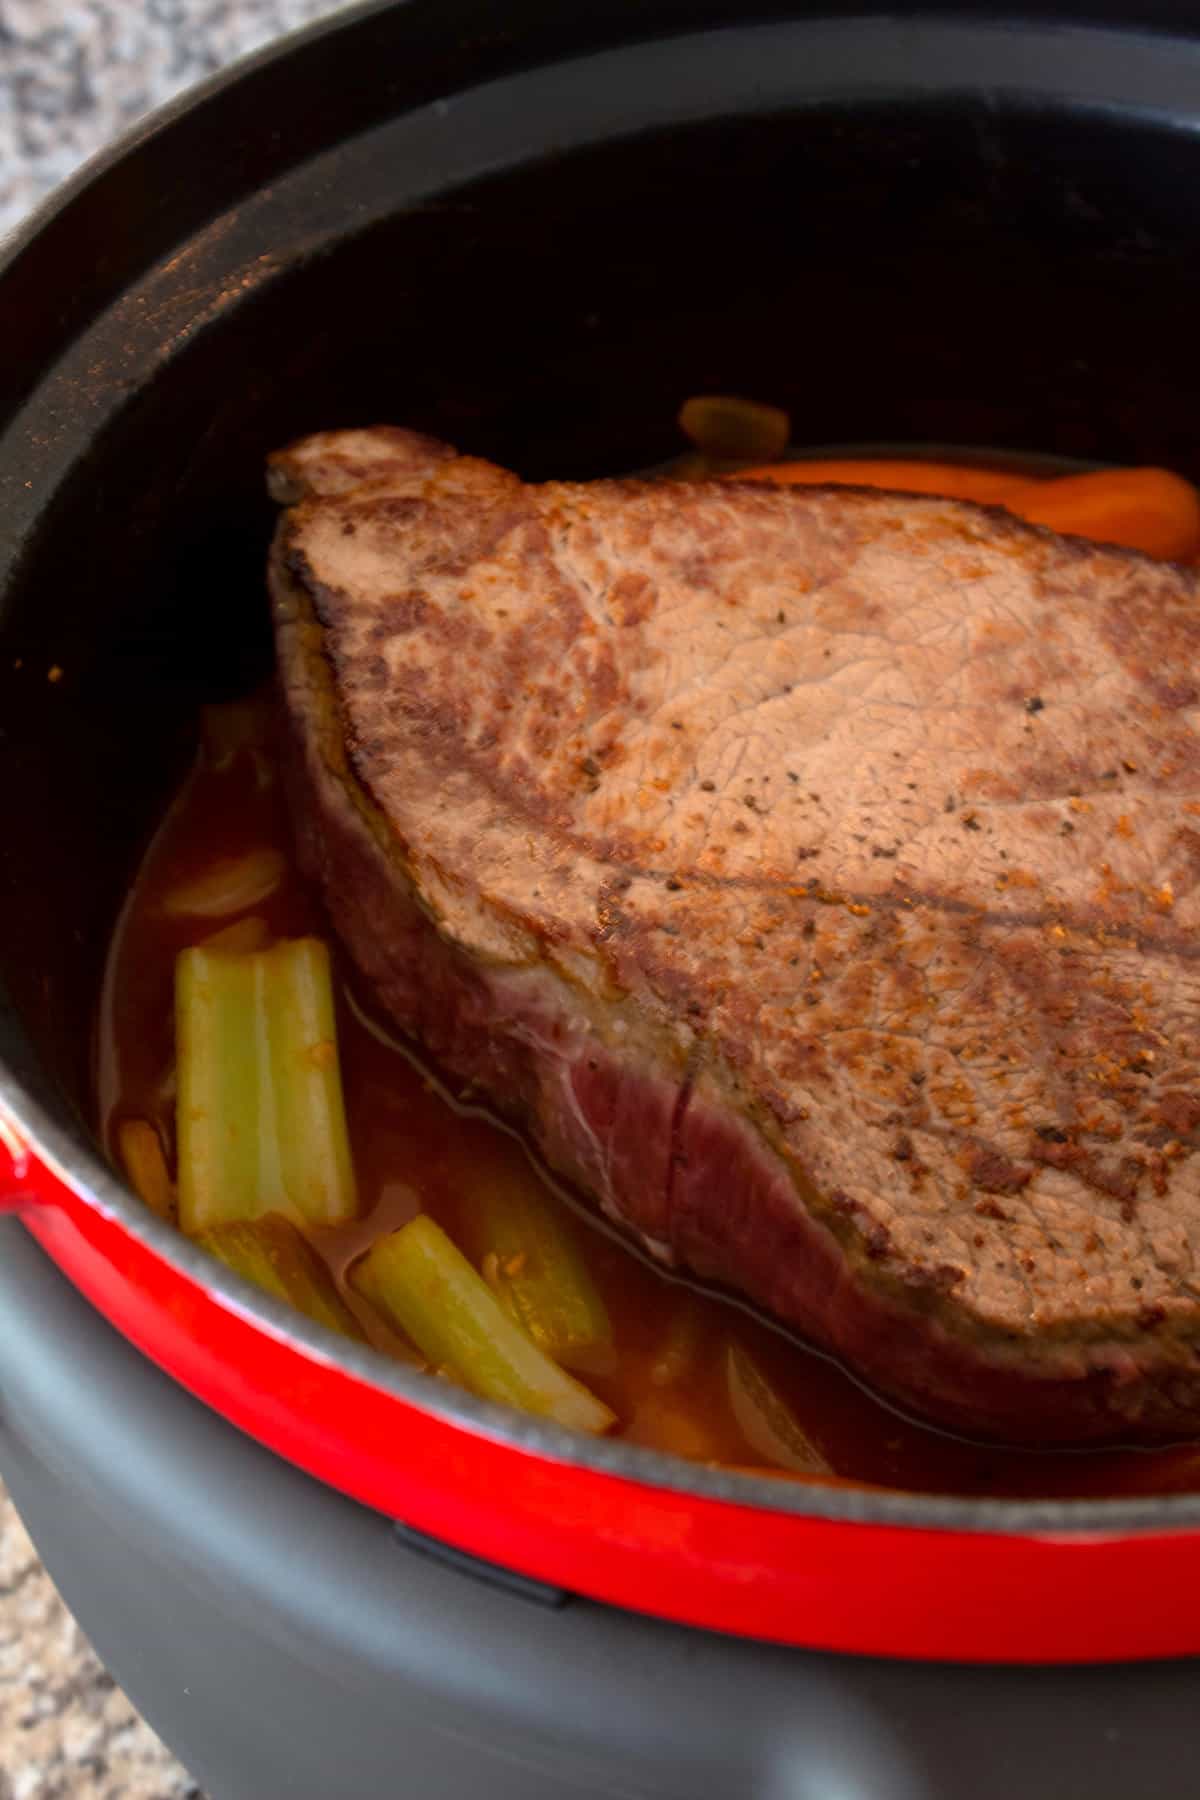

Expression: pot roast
xmin=268 ymin=426 xmax=1200 ymax=1444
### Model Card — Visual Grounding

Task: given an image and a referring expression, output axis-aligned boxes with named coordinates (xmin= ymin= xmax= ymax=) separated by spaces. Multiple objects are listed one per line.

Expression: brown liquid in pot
xmin=94 ymin=719 xmax=1200 ymax=1500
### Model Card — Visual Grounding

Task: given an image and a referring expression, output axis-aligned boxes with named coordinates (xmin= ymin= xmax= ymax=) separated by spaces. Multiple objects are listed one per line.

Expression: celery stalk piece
xmin=193 ymin=1213 xmax=366 ymax=1341
xmin=473 ymin=1166 xmax=612 ymax=1373
xmin=351 ymin=1215 xmax=615 ymax=1435
xmin=117 ymin=1118 xmax=175 ymax=1221
xmin=263 ymin=940 xmax=357 ymax=1227
xmin=176 ymin=937 xmax=358 ymax=1232
xmin=177 ymin=945 xmax=260 ymax=1228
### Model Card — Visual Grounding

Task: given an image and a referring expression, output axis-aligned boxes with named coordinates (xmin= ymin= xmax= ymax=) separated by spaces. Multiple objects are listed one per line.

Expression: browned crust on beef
xmin=268 ymin=425 xmax=1200 ymax=1440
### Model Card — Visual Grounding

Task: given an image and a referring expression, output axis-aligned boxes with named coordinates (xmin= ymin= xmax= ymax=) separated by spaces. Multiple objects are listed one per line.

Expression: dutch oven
xmin=3 ymin=2 xmax=1200 ymax=1794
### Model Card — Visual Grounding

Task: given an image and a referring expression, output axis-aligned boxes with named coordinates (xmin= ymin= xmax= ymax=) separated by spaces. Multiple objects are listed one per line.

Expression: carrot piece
xmin=735 ymin=458 xmax=1030 ymax=503
xmin=738 ymin=458 xmax=1200 ymax=561
xmin=1001 ymin=467 xmax=1200 ymax=562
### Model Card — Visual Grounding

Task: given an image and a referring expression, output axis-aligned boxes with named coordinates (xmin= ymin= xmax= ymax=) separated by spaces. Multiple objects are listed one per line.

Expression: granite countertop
xmin=0 ymin=0 xmax=350 ymax=237
xmin=1 ymin=7 xmax=352 ymax=1793
xmin=0 ymin=1505 xmax=201 ymax=1800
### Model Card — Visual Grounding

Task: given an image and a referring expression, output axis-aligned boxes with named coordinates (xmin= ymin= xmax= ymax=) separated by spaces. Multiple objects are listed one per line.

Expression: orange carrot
xmin=735 ymin=458 xmax=1030 ymax=503
xmin=1001 ymin=467 xmax=1200 ymax=562
xmin=737 ymin=459 xmax=1200 ymax=563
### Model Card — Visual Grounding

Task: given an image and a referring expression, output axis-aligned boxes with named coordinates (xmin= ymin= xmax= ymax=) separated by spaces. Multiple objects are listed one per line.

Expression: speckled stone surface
xmin=0 ymin=1502 xmax=202 ymax=1799
xmin=0 ymin=0 xmax=352 ymax=239
xmin=1 ymin=7 xmax=354 ymax=1793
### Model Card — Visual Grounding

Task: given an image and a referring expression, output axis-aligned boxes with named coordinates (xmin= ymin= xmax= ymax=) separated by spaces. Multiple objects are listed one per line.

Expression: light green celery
xmin=474 ymin=1165 xmax=612 ymax=1373
xmin=351 ymin=1214 xmax=615 ymax=1435
xmin=193 ymin=1214 xmax=365 ymax=1341
xmin=176 ymin=937 xmax=357 ymax=1232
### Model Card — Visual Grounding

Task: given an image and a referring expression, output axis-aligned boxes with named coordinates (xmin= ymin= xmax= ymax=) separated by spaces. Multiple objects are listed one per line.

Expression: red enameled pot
xmin=3 ymin=0 xmax=1200 ymax=1667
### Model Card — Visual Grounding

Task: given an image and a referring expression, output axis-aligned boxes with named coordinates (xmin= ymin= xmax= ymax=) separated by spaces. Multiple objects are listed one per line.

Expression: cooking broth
xmin=96 ymin=702 xmax=1200 ymax=1499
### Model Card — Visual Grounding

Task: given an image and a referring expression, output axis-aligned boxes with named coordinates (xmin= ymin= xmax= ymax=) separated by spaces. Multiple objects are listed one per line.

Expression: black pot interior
xmin=3 ymin=1 xmax=1200 ymax=1507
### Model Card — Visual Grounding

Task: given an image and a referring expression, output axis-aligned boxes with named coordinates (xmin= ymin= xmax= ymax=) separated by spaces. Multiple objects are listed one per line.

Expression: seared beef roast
xmin=269 ymin=426 xmax=1200 ymax=1443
